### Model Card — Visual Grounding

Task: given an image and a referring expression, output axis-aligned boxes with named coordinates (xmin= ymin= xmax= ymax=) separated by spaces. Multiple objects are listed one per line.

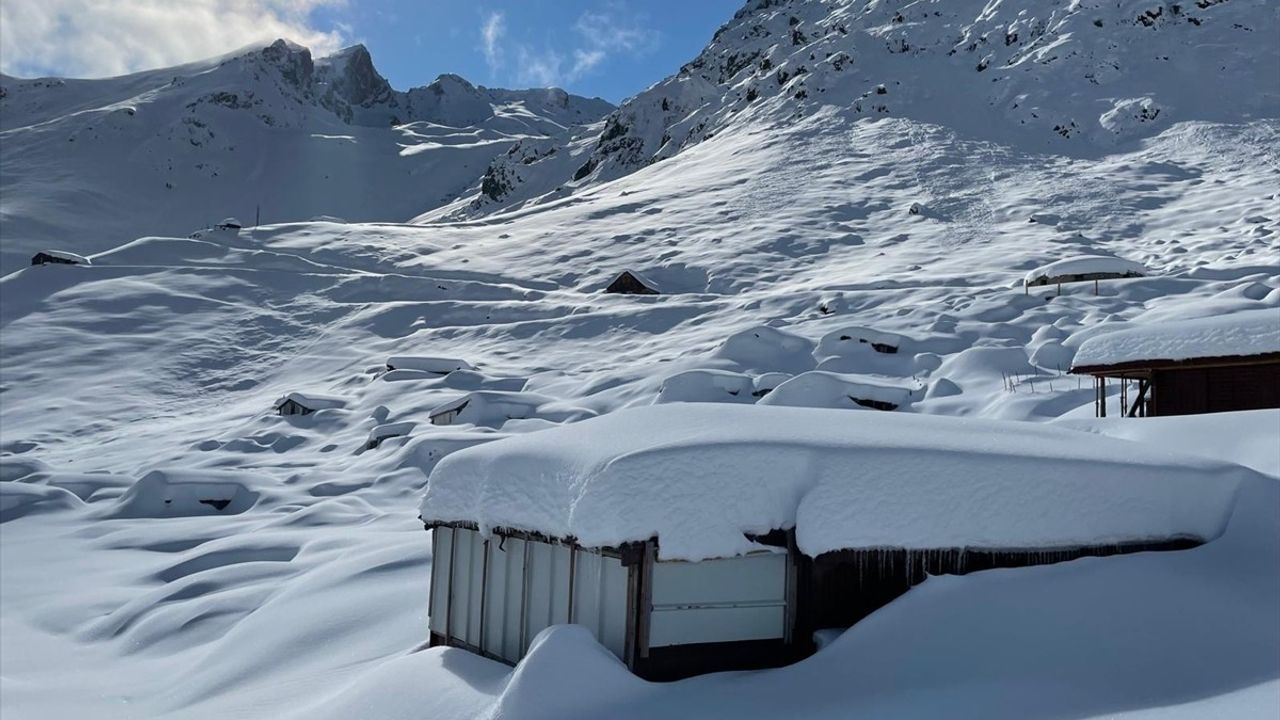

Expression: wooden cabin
xmin=605 ymin=270 xmax=659 ymax=295
xmin=1071 ymin=310 xmax=1280 ymax=417
xmin=31 ymin=250 xmax=90 ymax=266
xmin=215 ymin=217 xmax=243 ymax=231
xmin=420 ymin=404 xmax=1234 ymax=680
xmin=273 ymin=392 xmax=346 ymax=416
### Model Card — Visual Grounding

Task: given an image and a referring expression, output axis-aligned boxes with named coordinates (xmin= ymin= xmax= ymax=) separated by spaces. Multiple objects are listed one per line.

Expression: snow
xmin=1 ymin=0 xmax=1278 ymax=717
xmin=758 ymin=371 xmax=920 ymax=410
xmin=1024 ymin=255 xmax=1148 ymax=285
xmin=107 ymin=468 xmax=269 ymax=518
xmin=385 ymin=355 xmax=475 ymax=374
xmin=1073 ymin=308 xmax=1280 ymax=368
xmin=419 ymin=404 xmax=1243 ymax=561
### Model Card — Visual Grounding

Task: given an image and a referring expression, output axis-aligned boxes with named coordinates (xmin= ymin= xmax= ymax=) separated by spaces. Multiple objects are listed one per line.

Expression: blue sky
xmin=0 ymin=0 xmax=744 ymax=104
xmin=314 ymin=1 xmax=742 ymax=102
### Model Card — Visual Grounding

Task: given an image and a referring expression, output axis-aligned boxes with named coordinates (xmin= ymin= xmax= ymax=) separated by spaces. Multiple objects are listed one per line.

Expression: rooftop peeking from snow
xmin=419 ymin=403 xmax=1242 ymax=561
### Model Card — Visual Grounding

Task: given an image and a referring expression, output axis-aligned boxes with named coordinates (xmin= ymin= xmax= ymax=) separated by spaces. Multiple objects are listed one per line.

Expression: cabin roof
xmin=273 ymin=391 xmax=347 ymax=411
xmin=386 ymin=355 xmax=475 ymax=373
xmin=419 ymin=403 xmax=1242 ymax=562
xmin=1072 ymin=309 xmax=1280 ymax=373
xmin=217 ymin=217 xmax=242 ymax=227
xmin=1024 ymin=255 xmax=1146 ymax=285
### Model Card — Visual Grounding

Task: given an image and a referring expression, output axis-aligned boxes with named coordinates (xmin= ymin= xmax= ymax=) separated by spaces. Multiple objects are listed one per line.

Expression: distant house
xmin=273 ymin=392 xmax=346 ymax=416
xmin=215 ymin=217 xmax=243 ymax=231
xmin=605 ymin=270 xmax=659 ymax=295
xmin=420 ymin=404 xmax=1229 ymax=680
xmin=1071 ymin=309 xmax=1280 ymax=417
xmin=31 ymin=250 xmax=90 ymax=267
xmin=1024 ymin=255 xmax=1147 ymax=293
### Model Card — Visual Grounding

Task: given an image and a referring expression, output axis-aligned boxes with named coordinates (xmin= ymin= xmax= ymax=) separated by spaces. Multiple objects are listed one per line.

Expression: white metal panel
xmin=648 ymin=553 xmax=787 ymax=648
xmin=523 ymin=541 xmax=572 ymax=654
xmin=428 ymin=526 xmax=453 ymax=636
xmin=649 ymin=605 xmax=787 ymax=647
xmin=482 ymin=535 xmax=525 ymax=661
xmin=651 ymin=553 xmax=787 ymax=606
xmin=570 ymin=550 xmax=629 ymax=660
xmin=448 ymin=527 xmax=486 ymax=648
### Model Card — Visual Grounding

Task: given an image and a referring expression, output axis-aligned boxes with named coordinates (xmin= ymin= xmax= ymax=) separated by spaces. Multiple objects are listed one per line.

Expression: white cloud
xmin=505 ymin=4 xmax=658 ymax=89
xmin=0 ymin=0 xmax=347 ymax=79
xmin=480 ymin=11 xmax=505 ymax=75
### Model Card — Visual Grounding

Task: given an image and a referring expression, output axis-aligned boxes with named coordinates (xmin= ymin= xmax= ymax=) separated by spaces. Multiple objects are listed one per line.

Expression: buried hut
xmin=1071 ymin=308 xmax=1280 ymax=417
xmin=1024 ymin=255 xmax=1147 ymax=294
xmin=273 ymin=392 xmax=346 ymax=416
xmin=31 ymin=249 xmax=90 ymax=267
xmin=604 ymin=269 xmax=659 ymax=295
xmin=419 ymin=403 xmax=1238 ymax=680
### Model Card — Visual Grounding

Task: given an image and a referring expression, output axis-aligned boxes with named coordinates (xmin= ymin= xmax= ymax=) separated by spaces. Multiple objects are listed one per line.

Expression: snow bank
xmin=817 ymin=326 xmax=906 ymax=356
xmin=1073 ymin=308 xmax=1280 ymax=368
xmin=420 ymin=404 xmax=1241 ymax=561
xmin=385 ymin=356 xmax=475 ymax=374
xmin=714 ymin=325 xmax=816 ymax=373
xmin=0 ymin=482 xmax=82 ymax=522
xmin=1024 ymin=255 xmax=1147 ymax=285
xmin=655 ymin=369 xmax=754 ymax=404
xmin=110 ymin=469 xmax=267 ymax=517
xmin=758 ymin=371 xmax=919 ymax=411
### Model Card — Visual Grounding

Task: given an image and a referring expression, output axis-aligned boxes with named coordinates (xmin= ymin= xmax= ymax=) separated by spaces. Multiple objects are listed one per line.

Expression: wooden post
xmin=1100 ymin=377 xmax=1106 ymax=417
xmin=1094 ymin=278 xmax=1099 ymax=295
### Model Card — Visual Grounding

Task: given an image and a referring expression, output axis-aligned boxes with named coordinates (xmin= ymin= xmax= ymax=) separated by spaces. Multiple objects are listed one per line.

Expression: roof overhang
xmin=1071 ymin=351 xmax=1280 ymax=376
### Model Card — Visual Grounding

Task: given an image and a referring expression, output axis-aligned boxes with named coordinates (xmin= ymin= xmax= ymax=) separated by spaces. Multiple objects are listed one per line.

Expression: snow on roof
xmin=34 ymin=249 xmax=91 ymax=264
xmin=757 ymin=371 xmax=921 ymax=410
xmin=273 ymin=392 xmax=347 ymax=410
xmin=368 ymin=421 xmax=415 ymax=443
xmin=1024 ymin=255 xmax=1147 ymax=285
xmin=386 ymin=355 xmax=476 ymax=374
xmin=428 ymin=391 xmax=595 ymax=429
xmin=216 ymin=217 xmax=243 ymax=228
xmin=817 ymin=326 xmax=906 ymax=356
xmin=1073 ymin=309 xmax=1280 ymax=369
xmin=420 ymin=403 xmax=1241 ymax=562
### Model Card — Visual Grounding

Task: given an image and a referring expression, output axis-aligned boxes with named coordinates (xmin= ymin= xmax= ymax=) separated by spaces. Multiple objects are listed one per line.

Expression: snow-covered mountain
xmin=2 ymin=1 xmax=1279 ymax=719
xmin=0 ymin=39 xmax=612 ymax=273
xmin=437 ymin=0 xmax=1278 ymax=219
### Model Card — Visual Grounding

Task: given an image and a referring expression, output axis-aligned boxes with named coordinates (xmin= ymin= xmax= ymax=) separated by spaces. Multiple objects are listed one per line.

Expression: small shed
xmin=427 ymin=391 xmax=594 ymax=429
xmin=1071 ymin=309 xmax=1280 ymax=417
xmin=420 ymin=404 xmax=1237 ymax=680
xmin=386 ymin=356 xmax=475 ymax=375
xmin=605 ymin=270 xmax=659 ymax=295
xmin=31 ymin=250 xmax=90 ymax=266
xmin=215 ymin=217 xmax=243 ymax=231
xmin=1024 ymin=255 xmax=1147 ymax=293
xmin=273 ymin=392 xmax=346 ymax=416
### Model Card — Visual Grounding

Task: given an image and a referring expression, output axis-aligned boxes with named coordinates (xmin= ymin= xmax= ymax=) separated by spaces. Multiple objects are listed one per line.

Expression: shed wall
xmin=1154 ymin=362 xmax=1280 ymax=416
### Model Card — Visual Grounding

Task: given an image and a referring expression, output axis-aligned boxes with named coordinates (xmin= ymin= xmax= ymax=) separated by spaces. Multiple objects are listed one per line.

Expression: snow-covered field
xmin=2 ymin=0 xmax=1279 ymax=717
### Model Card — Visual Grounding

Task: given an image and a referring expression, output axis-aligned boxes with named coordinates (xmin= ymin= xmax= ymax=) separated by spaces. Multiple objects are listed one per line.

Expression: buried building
xmin=419 ymin=403 xmax=1240 ymax=680
xmin=1071 ymin=308 xmax=1280 ymax=417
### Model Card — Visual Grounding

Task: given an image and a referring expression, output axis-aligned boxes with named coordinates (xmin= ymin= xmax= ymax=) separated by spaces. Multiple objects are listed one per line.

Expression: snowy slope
xmin=2 ymin=0 xmax=1279 ymax=718
xmin=0 ymin=40 xmax=612 ymax=274
xmin=435 ymin=0 xmax=1280 ymax=220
